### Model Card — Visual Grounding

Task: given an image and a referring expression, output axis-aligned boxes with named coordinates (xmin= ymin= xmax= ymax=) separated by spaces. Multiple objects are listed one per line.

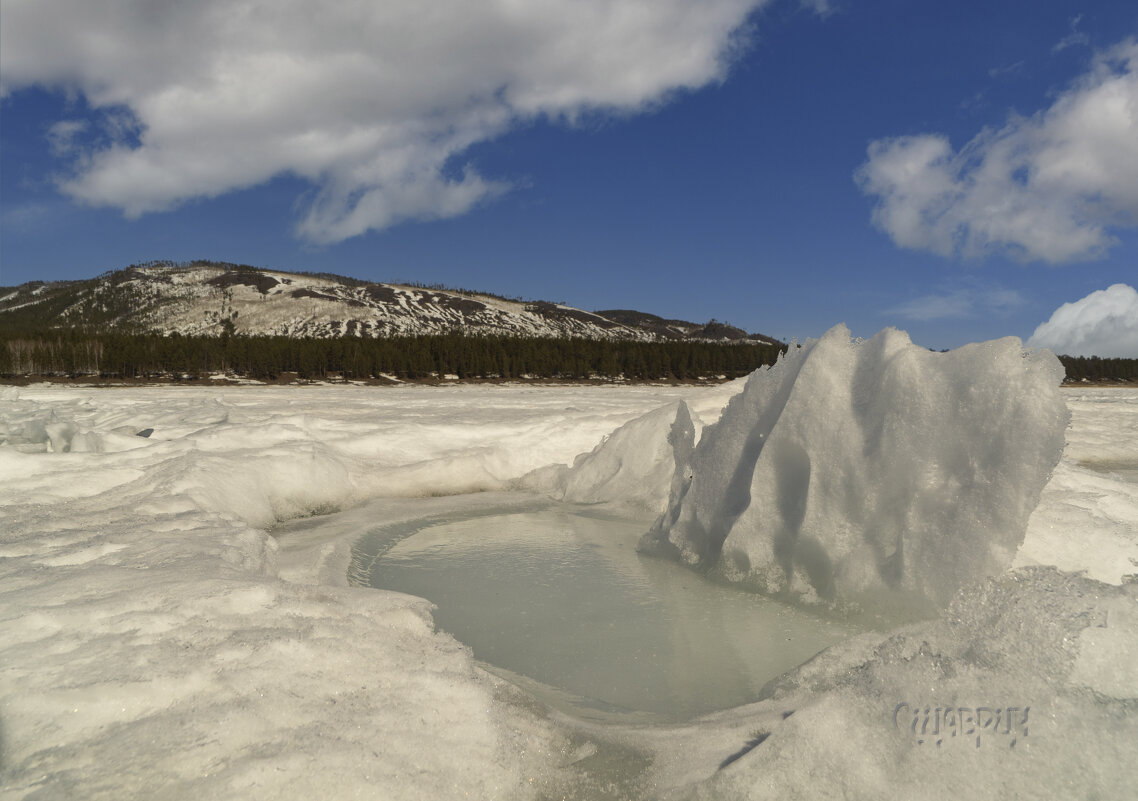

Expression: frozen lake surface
xmin=356 ymin=504 xmax=861 ymax=721
xmin=2 ymin=374 xmax=1136 ymax=800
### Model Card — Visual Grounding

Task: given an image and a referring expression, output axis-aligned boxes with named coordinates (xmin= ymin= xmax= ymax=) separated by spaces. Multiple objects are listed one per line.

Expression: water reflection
xmin=358 ymin=505 xmax=861 ymax=721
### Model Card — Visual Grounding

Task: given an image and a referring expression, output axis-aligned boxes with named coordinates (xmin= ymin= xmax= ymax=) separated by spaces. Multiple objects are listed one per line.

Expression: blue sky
xmin=2 ymin=0 xmax=1137 ymax=353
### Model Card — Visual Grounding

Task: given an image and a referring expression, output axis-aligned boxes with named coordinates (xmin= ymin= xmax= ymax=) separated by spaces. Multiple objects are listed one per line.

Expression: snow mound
xmin=679 ymin=568 xmax=1138 ymax=801
xmin=520 ymin=400 xmax=696 ymax=515
xmin=641 ymin=325 xmax=1069 ymax=608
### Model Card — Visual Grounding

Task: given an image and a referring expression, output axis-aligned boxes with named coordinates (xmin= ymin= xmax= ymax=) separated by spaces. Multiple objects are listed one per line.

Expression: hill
xmin=0 ymin=260 xmax=782 ymax=345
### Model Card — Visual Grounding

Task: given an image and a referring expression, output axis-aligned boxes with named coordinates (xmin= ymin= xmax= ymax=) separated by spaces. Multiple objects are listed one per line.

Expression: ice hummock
xmin=641 ymin=325 xmax=1070 ymax=608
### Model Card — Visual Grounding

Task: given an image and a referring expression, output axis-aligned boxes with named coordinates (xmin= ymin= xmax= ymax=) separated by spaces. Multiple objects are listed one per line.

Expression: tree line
xmin=0 ymin=330 xmax=786 ymax=381
xmin=4 ymin=330 xmax=1136 ymax=384
xmin=1057 ymin=354 xmax=1138 ymax=383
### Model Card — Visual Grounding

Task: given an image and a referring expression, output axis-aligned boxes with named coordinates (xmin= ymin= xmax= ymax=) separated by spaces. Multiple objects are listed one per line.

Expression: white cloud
xmin=856 ymin=38 xmax=1138 ymax=264
xmin=1028 ymin=284 xmax=1138 ymax=358
xmin=0 ymin=0 xmax=769 ymax=244
xmin=889 ymin=290 xmax=974 ymax=321
xmin=987 ymin=61 xmax=1025 ymax=79
xmin=887 ymin=286 xmax=1025 ymax=321
xmin=45 ymin=119 xmax=88 ymax=156
xmin=1053 ymin=15 xmax=1090 ymax=53
xmin=799 ymin=0 xmax=835 ymax=17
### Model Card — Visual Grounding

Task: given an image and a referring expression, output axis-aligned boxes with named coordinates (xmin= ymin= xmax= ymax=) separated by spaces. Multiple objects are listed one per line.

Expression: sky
xmin=1 ymin=0 xmax=1137 ymax=354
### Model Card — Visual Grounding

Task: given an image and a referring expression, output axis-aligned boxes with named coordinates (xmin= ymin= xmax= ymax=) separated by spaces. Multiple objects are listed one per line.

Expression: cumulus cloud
xmin=856 ymin=38 xmax=1138 ymax=264
xmin=1028 ymin=284 xmax=1138 ymax=358
xmin=0 ymin=0 xmax=769 ymax=243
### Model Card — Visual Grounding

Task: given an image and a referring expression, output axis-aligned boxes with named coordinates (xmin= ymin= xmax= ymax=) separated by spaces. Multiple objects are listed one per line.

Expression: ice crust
xmin=0 ymin=383 xmax=730 ymax=800
xmin=641 ymin=325 xmax=1070 ymax=607
xmin=1016 ymin=389 xmax=1138 ymax=583
xmin=520 ymin=399 xmax=697 ymax=514
xmin=2 ymin=377 xmax=1137 ymax=800
xmin=664 ymin=568 xmax=1138 ymax=801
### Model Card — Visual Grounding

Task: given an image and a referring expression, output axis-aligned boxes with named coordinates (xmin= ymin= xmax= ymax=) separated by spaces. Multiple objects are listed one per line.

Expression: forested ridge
xmin=0 ymin=330 xmax=785 ymax=381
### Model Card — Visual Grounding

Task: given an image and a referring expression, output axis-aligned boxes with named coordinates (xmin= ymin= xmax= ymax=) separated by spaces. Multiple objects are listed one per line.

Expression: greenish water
xmin=355 ymin=504 xmax=861 ymax=722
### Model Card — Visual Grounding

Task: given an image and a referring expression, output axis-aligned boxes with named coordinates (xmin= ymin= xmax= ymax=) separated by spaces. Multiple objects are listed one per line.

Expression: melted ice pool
xmin=354 ymin=504 xmax=862 ymax=722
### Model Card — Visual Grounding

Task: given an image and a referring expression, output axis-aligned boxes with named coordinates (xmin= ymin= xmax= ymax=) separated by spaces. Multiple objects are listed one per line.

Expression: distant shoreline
xmin=0 ymin=373 xmax=744 ymax=389
xmin=2 ymin=373 xmax=1134 ymax=389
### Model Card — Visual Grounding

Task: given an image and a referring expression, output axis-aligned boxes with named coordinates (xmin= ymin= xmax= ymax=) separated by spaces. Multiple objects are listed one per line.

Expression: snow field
xmin=1 ymin=371 xmax=1136 ymax=799
xmin=0 ymin=382 xmax=734 ymax=800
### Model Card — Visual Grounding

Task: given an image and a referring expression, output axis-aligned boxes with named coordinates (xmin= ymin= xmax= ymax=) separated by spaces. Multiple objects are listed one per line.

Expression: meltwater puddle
xmin=352 ymin=503 xmax=862 ymax=723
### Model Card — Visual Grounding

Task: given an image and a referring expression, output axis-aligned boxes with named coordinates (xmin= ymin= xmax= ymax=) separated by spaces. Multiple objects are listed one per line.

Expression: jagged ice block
xmin=640 ymin=324 xmax=1069 ymax=608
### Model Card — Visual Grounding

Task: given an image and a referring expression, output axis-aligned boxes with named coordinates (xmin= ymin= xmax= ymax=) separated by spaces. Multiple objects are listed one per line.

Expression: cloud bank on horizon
xmin=0 ymin=0 xmax=776 ymax=245
xmin=1029 ymin=283 xmax=1138 ymax=358
xmin=857 ymin=38 xmax=1138 ymax=265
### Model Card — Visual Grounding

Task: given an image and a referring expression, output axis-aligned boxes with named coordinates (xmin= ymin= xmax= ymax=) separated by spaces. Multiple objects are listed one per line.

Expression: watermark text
xmin=893 ymin=703 xmax=1029 ymax=748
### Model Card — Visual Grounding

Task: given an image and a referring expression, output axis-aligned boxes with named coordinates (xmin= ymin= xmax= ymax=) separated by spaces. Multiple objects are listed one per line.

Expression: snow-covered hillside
xmin=0 ymin=262 xmax=781 ymax=344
